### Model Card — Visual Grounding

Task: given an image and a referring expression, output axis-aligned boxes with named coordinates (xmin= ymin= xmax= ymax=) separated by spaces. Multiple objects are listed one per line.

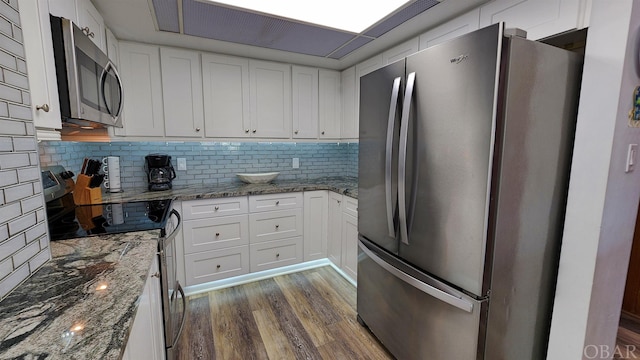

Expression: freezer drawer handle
xmin=359 ymin=240 xmax=473 ymax=313
xmin=398 ymin=72 xmax=415 ymax=245
xmin=386 ymin=77 xmax=402 ymax=238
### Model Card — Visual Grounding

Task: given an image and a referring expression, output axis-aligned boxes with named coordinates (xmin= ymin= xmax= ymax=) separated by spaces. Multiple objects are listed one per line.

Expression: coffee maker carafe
xmin=145 ymin=154 xmax=176 ymax=191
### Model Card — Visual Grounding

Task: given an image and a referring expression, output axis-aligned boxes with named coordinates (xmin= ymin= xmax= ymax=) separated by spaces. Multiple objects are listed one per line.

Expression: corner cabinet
xmin=328 ymin=192 xmax=358 ymax=282
xmin=202 ymin=53 xmax=250 ymax=138
xmin=122 ymin=256 xmax=165 ymax=360
xmin=160 ymin=48 xmax=204 ymax=138
xmin=341 ymin=67 xmax=357 ymax=139
xmin=318 ymin=70 xmax=341 ymax=139
xmin=249 ymin=60 xmax=291 ymax=138
xmin=292 ymin=66 xmax=318 ymax=139
xmin=19 ymin=0 xmax=62 ymax=140
xmin=303 ymin=191 xmax=328 ymax=261
xmin=116 ymin=43 xmax=164 ymax=137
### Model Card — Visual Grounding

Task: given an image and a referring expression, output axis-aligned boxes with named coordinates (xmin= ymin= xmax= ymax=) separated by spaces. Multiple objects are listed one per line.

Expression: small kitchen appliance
xmin=145 ymin=154 xmax=176 ymax=191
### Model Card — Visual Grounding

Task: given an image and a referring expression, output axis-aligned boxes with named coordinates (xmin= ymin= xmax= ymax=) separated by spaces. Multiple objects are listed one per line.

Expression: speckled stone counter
xmin=101 ymin=176 xmax=358 ymax=203
xmin=0 ymin=230 xmax=159 ymax=359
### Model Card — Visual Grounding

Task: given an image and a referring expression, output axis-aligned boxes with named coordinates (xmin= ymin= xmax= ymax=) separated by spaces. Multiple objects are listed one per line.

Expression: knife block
xmin=73 ymin=174 xmax=102 ymax=206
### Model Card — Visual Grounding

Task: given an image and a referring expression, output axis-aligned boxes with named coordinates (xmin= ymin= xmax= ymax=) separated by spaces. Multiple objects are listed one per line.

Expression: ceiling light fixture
xmin=204 ymin=0 xmax=411 ymax=33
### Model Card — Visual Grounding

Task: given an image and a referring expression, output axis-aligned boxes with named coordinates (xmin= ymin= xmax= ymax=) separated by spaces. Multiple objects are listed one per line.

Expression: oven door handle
xmin=171 ymin=281 xmax=187 ymax=348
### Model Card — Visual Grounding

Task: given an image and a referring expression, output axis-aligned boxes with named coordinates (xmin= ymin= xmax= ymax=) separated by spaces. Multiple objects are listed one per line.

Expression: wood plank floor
xmin=175 ymin=266 xmax=394 ymax=360
xmin=616 ymin=312 xmax=640 ymax=359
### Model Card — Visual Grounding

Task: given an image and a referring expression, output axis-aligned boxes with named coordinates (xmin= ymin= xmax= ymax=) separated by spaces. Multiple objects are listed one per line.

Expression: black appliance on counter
xmin=145 ymin=154 xmax=176 ymax=191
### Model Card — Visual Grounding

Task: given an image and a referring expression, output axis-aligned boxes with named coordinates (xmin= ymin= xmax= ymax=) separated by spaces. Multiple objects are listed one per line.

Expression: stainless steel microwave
xmin=50 ymin=15 xmax=123 ymax=128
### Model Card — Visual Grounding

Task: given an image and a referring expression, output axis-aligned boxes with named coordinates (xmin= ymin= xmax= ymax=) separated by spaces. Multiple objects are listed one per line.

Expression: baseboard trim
xmin=183 ymin=258 xmax=356 ymax=297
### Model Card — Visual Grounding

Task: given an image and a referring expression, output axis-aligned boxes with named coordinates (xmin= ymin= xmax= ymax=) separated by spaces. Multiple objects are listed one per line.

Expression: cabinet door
xmin=303 ymin=191 xmax=328 ymax=261
xmin=19 ymin=0 xmax=62 ymax=140
xmin=341 ymin=212 xmax=358 ymax=282
xmin=419 ymin=9 xmax=480 ymax=50
xmin=118 ymin=43 xmax=164 ymax=137
xmin=318 ymin=70 xmax=341 ymax=139
xmin=48 ymin=0 xmax=79 ymax=23
xmin=202 ymin=53 xmax=250 ymax=138
xmin=327 ymin=192 xmax=343 ymax=266
xmin=160 ymin=48 xmax=204 ymax=137
xmin=340 ymin=67 xmax=357 ymax=139
xmin=479 ymin=0 xmax=587 ymax=40
xmin=250 ymin=60 xmax=291 ymax=138
xmin=105 ymin=28 xmax=119 ymax=64
xmin=292 ymin=66 xmax=318 ymax=139
xmin=76 ymin=0 xmax=106 ymax=51
xmin=382 ymin=38 xmax=419 ymax=65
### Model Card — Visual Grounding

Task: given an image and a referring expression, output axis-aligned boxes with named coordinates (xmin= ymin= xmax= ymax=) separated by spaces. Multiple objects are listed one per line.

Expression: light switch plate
xmin=292 ymin=158 xmax=299 ymax=169
xmin=177 ymin=158 xmax=187 ymax=171
xmin=626 ymin=144 xmax=637 ymax=173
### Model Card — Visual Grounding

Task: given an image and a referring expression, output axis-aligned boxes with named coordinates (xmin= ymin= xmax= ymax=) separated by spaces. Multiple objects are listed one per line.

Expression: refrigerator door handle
xmin=359 ymin=240 xmax=474 ymax=313
xmin=386 ymin=77 xmax=402 ymax=238
xmin=398 ymin=72 xmax=415 ymax=245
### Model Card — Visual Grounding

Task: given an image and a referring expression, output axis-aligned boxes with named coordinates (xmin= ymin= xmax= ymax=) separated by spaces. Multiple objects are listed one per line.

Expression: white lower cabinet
xmin=180 ymin=191 xmax=356 ymax=286
xmin=122 ymin=256 xmax=165 ymax=360
xmin=327 ymin=193 xmax=358 ymax=282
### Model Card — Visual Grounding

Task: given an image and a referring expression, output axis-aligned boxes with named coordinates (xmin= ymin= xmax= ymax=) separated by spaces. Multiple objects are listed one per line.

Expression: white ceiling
xmin=93 ymin=0 xmax=488 ymax=70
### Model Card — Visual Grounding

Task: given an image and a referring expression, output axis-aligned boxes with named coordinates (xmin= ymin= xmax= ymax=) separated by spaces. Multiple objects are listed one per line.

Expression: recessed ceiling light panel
xmin=202 ymin=0 xmax=411 ymax=33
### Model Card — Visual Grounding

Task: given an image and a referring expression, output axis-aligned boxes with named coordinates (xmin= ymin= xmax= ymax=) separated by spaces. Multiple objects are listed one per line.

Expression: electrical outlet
xmin=177 ymin=158 xmax=187 ymax=171
xmin=292 ymin=158 xmax=299 ymax=169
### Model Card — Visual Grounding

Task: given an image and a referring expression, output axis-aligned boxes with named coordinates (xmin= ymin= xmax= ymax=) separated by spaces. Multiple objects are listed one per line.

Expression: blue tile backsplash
xmin=38 ymin=141 xmax=358 ymax=190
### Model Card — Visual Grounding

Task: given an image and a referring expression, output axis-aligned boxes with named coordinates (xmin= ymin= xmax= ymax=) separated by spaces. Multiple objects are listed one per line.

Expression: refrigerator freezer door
xmin=357 ymin=239 xmax=485 ymax=360
xmin=358 ymin=59 xmax=405 ymax=254
xmin=399 ymin=24 xmax=503 ymax=296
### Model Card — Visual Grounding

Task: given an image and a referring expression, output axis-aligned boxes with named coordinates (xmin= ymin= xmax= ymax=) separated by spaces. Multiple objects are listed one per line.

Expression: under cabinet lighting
xmin=203 ymin=0 xmax=411 ymax=33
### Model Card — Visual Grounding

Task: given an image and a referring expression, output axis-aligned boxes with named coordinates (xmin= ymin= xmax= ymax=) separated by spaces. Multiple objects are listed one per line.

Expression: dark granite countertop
xmin=101 ymin=176 xmax=358 ymax=203
xmin=0 ymin=231 xmax=159 ymax=359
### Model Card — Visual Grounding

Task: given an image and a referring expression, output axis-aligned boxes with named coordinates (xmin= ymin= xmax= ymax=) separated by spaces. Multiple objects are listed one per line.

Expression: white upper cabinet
xmin=419 ymin=9 xmax=481 ymax=50
xmin=318 ymin=69 xmax=341 ymax=139
xmin=202 ymin=53 xmax=250 ymax=138
xmin=160 ymin=48 xmax=204 ymax=138
xmin=117 ymin=42 xmax=164 ymax=137
xmin=479 ymin=0 xmax=590 ymax=40
xmin=250 ymin=60 xmax=291 ymax=138
xmin=105 ymin=28 xmax=119 ymax=64
xmin=382 ymin=37 xmax=419 ymax=65
xmin=76 ymin=0 xmax=106 ymax=51
xmin=20 ymin=0 xmax=62 ymax=140
xmin=48 ymin=0 xmax=79 ymax=23
xmin=341 ymin=66 xmax=357 ymax=139
xmin=292 ymin=66 xmax=318 ymax=139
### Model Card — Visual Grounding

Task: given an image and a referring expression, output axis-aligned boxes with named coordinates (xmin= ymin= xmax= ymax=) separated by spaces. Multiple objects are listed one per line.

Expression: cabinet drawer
xmin=183 ymin=215 xmax=249 ymax=254
xmin=343 ymin=196 xmax=358 ymax=218
xmin=182 ymin=196 xmax=248 ymax=220
xmin=249 ymin=193 xmax=303 ymax=212
xmin=249 ymin=209 xmax=303 ymax=243
xmin=184 ymin=246 xmax=249 ymax=286
xmin=250 ymin=237 xmax=302 ymax=272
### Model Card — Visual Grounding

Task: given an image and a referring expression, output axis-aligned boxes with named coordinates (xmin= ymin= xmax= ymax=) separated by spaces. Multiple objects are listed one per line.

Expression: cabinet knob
xmin=81 ymin=27 xmax=95 ymax=38
xmin=337 ymin=200 xmax=341 ymax=204
xmin=36 ymin=104 xmax=50 ymax=112
xmin=215 ymin=233 xmax=220 ymax=237
xmin=275 ymin=201 xmax=280 ymax=205
xmin=151 ymin=272 xmax=160 ymax=278
xmin=195 ymin=127 xmax=201 ymax=132
xmin=216 ymin=264 xmax=221 ymax=269
xmin=276 ymin=253 xmax=280 ymax=258
xmin=275 ymin=224 xmax=279 ymax=230
xmin=252 ymin=129 xmax=257 ymax=133
xmin=245 ymin=129 xmax=250 ymax=133
xmin=294 ymin=130 xmax=299 ymax=134
xmin=321 ymin=131 xmax=325 ymax=135
xmin=214 ymin=206 xmax=219 ymax=211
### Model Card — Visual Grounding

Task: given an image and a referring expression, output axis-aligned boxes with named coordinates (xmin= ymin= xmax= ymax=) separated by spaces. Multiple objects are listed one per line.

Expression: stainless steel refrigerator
xmin=357 ymin=23 xmax=583 ymax=360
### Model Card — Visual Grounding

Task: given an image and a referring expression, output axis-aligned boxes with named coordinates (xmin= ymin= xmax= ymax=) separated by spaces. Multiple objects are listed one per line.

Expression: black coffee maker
xmin=145 ymin=154 xmax=176 ymax=191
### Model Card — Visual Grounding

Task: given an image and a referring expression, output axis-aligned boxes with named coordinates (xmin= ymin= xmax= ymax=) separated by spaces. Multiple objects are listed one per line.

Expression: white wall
xmin=547 ymin=0 xmax=640 ymax=358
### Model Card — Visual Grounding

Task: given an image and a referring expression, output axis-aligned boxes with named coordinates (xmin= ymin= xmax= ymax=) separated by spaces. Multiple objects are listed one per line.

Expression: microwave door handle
xmin=100 ymin=61 xmax=124 ymax=119
xmin=386 ymin=77 xmax=401 ymax=238
xmin=398 ymin=72 xmax=415 ymax=246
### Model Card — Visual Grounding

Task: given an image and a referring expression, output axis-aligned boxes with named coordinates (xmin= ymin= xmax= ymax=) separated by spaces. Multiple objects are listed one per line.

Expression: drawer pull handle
xmin=216 ymin=264 xmax=221 ymax=269
xmin=214 ymin=206 xmax=219 ymax=211
xmin=36 ymin=104 xmax=50 ymax=112
xmin=245 ymin=129 xmax=250 ymax=133
xmin=275 ymin=225 xmax=279 ymax=230
xmin=151 ymin=272 xmax=160 ymax=278
xmin=252 ymin=129 xmax=257 ymax=133
xmin=276 ymin=253 xmax=280 ymax=258
xmin=215 ymin=233 xmax=220 ymax=237
xmin=276 ymin=201 xmax=280 ymax=205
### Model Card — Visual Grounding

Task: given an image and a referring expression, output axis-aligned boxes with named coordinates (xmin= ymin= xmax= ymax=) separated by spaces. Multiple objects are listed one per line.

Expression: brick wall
xmin=39 ymin=141 xmax=359 ymax=189
xmin=0 ymin=0 xmax=50 ymax=301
